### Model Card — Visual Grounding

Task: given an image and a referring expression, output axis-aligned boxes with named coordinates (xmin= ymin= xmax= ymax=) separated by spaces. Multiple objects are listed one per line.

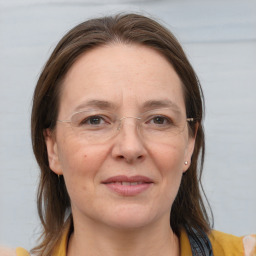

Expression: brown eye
xmin=152 ymin=116 xmax=168 ymax=125
xmin=83 ymin=115 xmax=104 ymax=125
xmin=148 ymin=115 xmax=172 ymax=126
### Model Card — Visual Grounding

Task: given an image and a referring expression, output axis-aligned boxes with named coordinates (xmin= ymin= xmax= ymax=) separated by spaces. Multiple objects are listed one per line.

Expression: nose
xmin=111 ymin=118 xmax=146 ymax=163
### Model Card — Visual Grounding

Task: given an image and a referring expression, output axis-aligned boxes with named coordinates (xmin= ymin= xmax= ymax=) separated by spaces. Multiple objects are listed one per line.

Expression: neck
xmin=67 ymin=215 xmax=180 ymax=256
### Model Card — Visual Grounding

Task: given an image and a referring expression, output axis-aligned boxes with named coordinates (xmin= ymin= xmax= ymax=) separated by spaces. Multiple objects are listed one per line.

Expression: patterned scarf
xmin=186 ymin=226 xmax=213 ymax=256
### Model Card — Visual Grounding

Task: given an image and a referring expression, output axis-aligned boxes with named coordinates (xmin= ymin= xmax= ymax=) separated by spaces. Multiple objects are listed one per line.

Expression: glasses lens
xmin=70 ymin=110 xmax=118 ymax=143
xmin=139 ymin=108 xmax=186 ymax=142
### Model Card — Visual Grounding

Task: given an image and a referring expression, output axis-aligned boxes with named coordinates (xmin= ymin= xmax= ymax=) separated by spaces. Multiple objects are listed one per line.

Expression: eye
xmin=80 ymin=115 xmax=110 ymax=126
xmin=151 ymin=116 xmax=169 ymax=125
xmin=70 ymin=110 xmax=116 ymax=130
xmin=147 ymin=115 xmax=173 ymax=126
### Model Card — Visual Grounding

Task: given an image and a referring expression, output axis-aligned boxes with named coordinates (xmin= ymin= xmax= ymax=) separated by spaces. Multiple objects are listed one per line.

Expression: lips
xmin=109 ymin=181 xmax=144 ymax=185
xmin=102 ymin=175 xmax=153 ymax=196
xmin=102 ymin=175 xmax=153 ymax=184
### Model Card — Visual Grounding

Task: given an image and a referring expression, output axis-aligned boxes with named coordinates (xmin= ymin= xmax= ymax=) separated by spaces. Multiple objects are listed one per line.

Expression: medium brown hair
xmin=31 ymin=13 xmax=212 ymax=255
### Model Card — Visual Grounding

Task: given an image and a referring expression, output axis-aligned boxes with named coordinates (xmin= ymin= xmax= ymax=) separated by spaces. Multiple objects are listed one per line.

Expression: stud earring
xmin=184 ymin=161 xmax=188 ymax=165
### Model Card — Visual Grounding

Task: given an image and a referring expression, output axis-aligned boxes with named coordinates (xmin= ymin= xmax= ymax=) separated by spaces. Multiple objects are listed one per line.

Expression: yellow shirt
xmin=16 ymin=229 xmax=256 ymax=256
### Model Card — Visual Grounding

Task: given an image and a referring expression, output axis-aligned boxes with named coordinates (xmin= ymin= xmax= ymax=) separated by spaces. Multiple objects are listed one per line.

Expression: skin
xmin=45 ymin=43 xmax=196 ymax=256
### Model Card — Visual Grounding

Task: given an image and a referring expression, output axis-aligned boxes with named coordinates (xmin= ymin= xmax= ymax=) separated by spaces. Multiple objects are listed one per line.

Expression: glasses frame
xmin=56 ymin=108 xmax=195 ymax=141
xmin=57 ymin=109 xmax=195 ymax=125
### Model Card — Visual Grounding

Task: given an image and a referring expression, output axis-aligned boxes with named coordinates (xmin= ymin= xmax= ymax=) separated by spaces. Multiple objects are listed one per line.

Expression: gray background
xmin=0 ymin=0 xmax=255 ymax=250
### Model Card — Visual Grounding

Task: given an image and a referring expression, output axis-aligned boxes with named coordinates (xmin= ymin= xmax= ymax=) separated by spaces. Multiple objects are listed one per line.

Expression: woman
xmin=17 ymin=13 xmax=255 ymax=256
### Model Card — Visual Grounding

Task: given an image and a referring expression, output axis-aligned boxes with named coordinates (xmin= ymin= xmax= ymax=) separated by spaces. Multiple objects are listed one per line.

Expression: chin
xmin=101 ymin=204 xmax=159 ymax=230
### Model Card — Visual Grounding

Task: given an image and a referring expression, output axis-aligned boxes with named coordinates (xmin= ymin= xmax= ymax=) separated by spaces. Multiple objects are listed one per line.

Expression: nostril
xmin=116 ymin=154 xmax=144 ymax=162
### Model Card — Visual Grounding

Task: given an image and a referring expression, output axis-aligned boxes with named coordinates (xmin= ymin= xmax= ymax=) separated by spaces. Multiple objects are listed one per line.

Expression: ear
xmin=44 ymin=129 xmax=63 ymax=175
xmin=183 ymin=122 xmax=199 ymax=173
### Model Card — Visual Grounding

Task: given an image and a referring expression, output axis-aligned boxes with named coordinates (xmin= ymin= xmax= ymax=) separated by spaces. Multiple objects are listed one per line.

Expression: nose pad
xmin=117 ymin=116 xmax=142 ymax=132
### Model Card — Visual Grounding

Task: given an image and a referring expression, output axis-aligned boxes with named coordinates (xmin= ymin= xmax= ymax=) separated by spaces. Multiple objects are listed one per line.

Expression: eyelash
xmin=146 ymin=115 xmax=173 ymax=125
xmin=80 ymin=115 xmax=111 ymax=126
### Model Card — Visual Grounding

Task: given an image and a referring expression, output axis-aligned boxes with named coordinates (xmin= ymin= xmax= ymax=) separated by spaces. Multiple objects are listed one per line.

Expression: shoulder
xmin=15 ymin=247 xmax=30 ymax=256
xmin=209 ymin=230 xmax=256 ymax=256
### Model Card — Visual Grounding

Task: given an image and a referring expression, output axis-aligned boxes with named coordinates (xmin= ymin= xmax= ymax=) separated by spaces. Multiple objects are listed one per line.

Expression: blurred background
xmin=0 ymin=0 xmax=255 ymax=250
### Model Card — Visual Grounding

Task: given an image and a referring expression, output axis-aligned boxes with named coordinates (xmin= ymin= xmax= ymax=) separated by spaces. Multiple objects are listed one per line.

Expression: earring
xmin=184 ymin=161 xmax=188 ymax=165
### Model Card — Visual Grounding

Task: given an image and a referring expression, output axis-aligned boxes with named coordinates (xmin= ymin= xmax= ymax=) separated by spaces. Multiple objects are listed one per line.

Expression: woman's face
xmin=45 ymin=44 xmax=196 ymax=230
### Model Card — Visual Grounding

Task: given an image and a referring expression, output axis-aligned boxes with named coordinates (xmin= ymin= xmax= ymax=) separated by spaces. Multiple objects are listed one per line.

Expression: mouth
xmin=102 ymin=175 xmax=153 ymax=196
xmin=107 ymin=181 xmax=145 ymax=186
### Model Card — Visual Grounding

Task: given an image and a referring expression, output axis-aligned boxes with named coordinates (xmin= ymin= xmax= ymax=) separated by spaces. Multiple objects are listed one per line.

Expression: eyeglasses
xmin=57 ymin=108 xmax=194 ymax=144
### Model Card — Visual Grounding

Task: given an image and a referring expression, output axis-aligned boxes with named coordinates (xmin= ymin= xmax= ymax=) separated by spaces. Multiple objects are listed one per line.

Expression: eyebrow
xmin=73 ymin=99 xmax=116 ymax=112
xmin=142 ymin=100 xmax=182 ymax=113
xmin=73 ymin=99 xmax=182 ymax=113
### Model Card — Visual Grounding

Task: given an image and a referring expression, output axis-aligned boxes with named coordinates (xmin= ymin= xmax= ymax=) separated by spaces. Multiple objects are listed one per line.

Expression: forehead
xmin=59 ymin=43 xmax=185 ymax=116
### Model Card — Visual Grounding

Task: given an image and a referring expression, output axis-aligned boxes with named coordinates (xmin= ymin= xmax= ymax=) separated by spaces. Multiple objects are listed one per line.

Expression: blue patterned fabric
xmin=186 ymin=226 xmax=213 ymax=256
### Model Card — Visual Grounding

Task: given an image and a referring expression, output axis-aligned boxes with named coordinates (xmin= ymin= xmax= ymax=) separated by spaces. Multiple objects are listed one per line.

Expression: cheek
xmin=58 ymin=133 xmax=102 ymax=169
xmin=148 ymin=140 xmax=187 ymax=201
xmin=150 ymin=140 xmax=187 ymax=174
xmin=56 ymin=135 xmax=108 ymax=193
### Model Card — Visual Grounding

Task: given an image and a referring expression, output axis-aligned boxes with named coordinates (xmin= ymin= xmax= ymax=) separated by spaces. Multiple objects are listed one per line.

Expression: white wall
xmin=0 ymin=0 xmax=255 ymax=250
